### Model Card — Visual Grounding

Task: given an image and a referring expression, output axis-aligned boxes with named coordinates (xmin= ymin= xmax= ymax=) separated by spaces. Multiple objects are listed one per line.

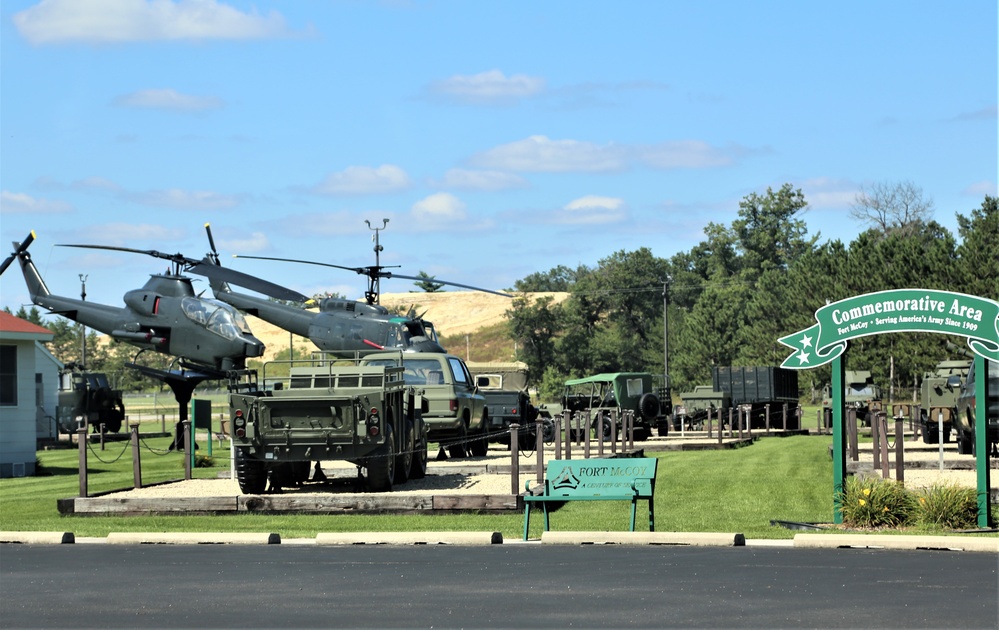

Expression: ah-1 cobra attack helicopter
xmin=0 ymin=231 xmax=306 ymax=372
xmin=203 ymin=224 xmax=512 ymax=354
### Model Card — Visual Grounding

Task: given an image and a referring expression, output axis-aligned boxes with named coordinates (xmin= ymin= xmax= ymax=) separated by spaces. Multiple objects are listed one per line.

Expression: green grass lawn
xmin=1 ymin=434 xmax=843 ymax=539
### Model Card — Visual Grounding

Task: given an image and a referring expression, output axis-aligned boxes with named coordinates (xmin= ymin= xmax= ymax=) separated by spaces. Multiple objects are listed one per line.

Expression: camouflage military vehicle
xmin=228 ymin=354 xmax=428 ymax=493
xmin=56 ymin=366 xmax=125 ymax=434
xmin=917 ymin=359 xmax=971 ymax=444
xmin=822 ymin=370 xmax=882 ymax=427
xmin=361 ymin=352 xmax=488 ymax=458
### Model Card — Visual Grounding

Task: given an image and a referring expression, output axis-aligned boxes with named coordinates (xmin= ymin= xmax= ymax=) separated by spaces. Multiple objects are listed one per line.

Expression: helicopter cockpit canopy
xmin=181 ymin=297 xmax=253 ymax=341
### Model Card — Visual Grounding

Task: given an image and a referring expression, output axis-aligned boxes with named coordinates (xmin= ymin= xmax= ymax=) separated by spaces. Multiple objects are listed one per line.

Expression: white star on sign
xmin=797 ymin=351 xmax=810 ymax=365
xmin=800 ymin=334 xmax=813 ymax=348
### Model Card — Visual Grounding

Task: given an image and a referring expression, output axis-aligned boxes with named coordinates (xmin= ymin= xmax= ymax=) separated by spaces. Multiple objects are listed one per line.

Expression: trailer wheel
xmin=367 ymin=426 xmax=395 ymax=492
xmin=235 ymin=449 xmax=266 ymax=494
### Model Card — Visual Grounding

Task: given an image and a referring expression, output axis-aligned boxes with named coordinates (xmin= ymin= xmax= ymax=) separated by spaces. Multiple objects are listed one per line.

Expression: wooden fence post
xmin=130 ymin=423 xmax=142 ymax=489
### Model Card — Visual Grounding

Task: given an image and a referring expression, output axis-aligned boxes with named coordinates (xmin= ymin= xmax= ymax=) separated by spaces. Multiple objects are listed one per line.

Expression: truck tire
xmin=235 ymin=449 xmax=266 ymax=494
xmin=367 ymin=426 xmax=395 ymax=492
xmin=448 ymin=421 xmax=467 ymax=459
xmin=394 ymin=419 xmax=413 ymax=485
xmin=468 ymin=417 xmax=488 ymax=457
xmin=639 ymin=392 xmax=661 ymax=423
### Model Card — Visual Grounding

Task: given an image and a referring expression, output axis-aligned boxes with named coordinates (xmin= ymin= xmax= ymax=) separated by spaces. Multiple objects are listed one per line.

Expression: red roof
xmin=0 ymin=310 xmax=53 ymax=335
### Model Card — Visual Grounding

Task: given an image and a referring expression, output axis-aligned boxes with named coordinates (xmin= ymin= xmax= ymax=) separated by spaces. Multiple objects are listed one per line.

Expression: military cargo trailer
xmin=228 ymin=354 xmax=428 ymax=494
xmin=711 ymin=366 xmax=800 ymax=430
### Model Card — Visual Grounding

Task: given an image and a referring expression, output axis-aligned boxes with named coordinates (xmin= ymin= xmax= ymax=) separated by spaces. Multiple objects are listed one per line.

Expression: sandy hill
xmin=248 ymin=292 xmax=568 ymax=361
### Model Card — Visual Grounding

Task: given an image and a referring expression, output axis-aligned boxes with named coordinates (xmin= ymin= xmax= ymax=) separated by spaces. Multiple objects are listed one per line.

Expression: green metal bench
xmin=523 ymin=457 xmax=658 ymax=540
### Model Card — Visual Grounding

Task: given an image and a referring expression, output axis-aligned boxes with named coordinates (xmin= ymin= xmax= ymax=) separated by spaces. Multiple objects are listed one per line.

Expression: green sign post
xmin=779 ymin=289 xmax=998 ymax=527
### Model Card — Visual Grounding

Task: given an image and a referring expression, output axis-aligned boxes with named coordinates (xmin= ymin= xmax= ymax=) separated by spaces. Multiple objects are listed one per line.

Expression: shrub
xmin=914 ymin=483 xmax=978 ymax=530
xmin=193 ymin=454 xmax=215 ymax=469
xmin=839 ymin=476 xmax=916 ymax=528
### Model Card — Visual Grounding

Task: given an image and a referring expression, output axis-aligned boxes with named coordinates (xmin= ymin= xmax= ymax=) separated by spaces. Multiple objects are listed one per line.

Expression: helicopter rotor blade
xmin=204 ymin=223 xmax=220 ymax=265
xmin=188 ymin=261 xmax=308 ymax=302
xmin=233 ymin=255 xmax=401 ymax=278
xmin=380 ymin=272 xmax=512 ymax=298
xmin=57 ymin=243 xmax=200 ymax=268
xmin=0 ymin=231 xmax=36 ymax=277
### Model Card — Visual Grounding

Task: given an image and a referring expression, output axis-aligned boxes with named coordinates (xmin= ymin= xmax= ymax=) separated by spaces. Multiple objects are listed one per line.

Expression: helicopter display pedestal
xmin=127 ymin=363 xmax=225 ymax=453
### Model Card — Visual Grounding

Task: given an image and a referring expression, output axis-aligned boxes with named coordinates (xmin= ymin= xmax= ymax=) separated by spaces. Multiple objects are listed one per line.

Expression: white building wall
xmin=0 ymin=340 xmax=38 ymax=477
xmin=34 ymin=342 xmax=61 ymax=439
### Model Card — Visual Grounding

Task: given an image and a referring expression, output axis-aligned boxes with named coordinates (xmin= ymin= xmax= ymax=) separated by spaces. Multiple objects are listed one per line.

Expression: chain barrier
xmin=85 ymin=438 xmax=130 ymax=465
xmin=138 ymin=436 xmax=176 ymax=456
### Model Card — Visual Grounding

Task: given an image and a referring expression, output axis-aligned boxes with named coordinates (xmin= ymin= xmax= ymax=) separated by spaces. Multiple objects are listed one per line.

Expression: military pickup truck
xmin=228 ymin=354 xmax=428 ymax=493
xmin=466 ymin=361 xmax=552 ymax=450
xmin=361 ymin=352 xmax=489 ymax=458
xmin=952 ymin=358 xmax=999 ymax=456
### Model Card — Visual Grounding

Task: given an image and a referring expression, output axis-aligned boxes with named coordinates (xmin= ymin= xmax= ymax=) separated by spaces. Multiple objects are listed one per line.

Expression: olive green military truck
xmin=822 ymin=370 xmax=882 ymax=427
xmin=228 ymin=354 xmax=428 ymax=493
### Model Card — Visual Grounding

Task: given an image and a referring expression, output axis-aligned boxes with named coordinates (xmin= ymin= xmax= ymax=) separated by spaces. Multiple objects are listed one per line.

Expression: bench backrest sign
xmin=546 ymin=458 xmax=657 ymax=497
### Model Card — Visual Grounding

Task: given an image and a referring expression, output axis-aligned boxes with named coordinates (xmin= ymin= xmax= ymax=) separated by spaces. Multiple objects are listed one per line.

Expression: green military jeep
xmin=561 ymin=372 xmax=668 ymax=441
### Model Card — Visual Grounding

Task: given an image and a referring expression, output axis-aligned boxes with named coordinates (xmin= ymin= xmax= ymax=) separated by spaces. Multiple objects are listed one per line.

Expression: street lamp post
xmin=365 ymin=219 xmax=389 ymax=304
xmin=79 ymin=274 xmax=88 ymax=368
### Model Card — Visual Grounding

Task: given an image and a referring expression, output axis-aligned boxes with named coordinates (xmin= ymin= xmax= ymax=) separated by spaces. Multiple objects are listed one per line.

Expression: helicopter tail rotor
xmin=0 ymin=231 xmax=35 ymax=277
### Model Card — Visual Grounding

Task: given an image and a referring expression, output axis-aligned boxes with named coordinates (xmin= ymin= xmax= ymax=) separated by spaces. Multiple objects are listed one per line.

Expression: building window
xmin=0 ymin=345 xmax=16 ymax=406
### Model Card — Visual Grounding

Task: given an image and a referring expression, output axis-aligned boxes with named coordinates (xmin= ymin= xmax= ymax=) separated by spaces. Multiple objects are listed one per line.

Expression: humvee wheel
xmin=394 ymin=419 xmax=413 ymax=485
xmin=235 ymin=449 xmax=267 ymax=494
xmin=410 ymin=429 xmax=428 ymax=480
xmin=367 ymin=426 xmax=395 ymax=492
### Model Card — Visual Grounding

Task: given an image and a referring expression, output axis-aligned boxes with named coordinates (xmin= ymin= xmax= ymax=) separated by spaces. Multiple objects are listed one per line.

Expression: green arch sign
xmin=779 ymin=289 xmax=999 ymax=369
xmin=777 ymin=288 xmax=997 ymax=528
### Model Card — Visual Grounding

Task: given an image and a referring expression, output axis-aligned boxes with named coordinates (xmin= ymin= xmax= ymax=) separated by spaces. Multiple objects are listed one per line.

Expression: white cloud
xmin=470 ymin=135 xmax=627 ymax=173
xmin=433 ymin=168 xmax=527 ymax=191
xmin=798 ymin=177 xmax=858 ymax=209
xmin=13 ymin=0 xmax=298 ymax=45
xmin=638 ymin=141 xmax=741 ymax=169
xmin=312 ymin=165 xmax=411 ymax=196
xmin=0 ymin=190 xmax=72 ymax=213
xmin=411 ymin=192 xmax=467 ymax=222
xmin=554 ymin=195 xmax=626 ymax=225
xmin=218 ymin=231 xmax=269 ymax=254
xmin=71 ymin=222 xmax=185 ymax=246
xmin=129 ymin=188 xmax=240 ymax=209
xmin=114 ymin=88 xmax=224 ymax=112
xmin=961 ymin=180 xmax=997 ymax=197
xmin=430 ymin=69 xmax=546 ymax=104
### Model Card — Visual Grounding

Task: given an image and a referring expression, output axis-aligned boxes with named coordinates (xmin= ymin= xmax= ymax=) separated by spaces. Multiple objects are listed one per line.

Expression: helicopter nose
xmin=244 ymin=336 xmax=265 ymax=358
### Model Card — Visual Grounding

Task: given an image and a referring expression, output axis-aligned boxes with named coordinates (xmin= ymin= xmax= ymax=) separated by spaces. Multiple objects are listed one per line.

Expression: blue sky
xmin=1 ymin=0 xmax=996 ymax=311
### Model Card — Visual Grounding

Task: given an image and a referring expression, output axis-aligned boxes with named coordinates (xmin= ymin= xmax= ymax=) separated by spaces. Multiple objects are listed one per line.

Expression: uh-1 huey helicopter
xmin=0 ymin=231 xmax=307 ymax=373
xmin=203 ymin=223 xmax=511 ymax=354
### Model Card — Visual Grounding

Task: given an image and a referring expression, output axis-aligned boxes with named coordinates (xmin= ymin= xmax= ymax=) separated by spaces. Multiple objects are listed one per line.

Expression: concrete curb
xmin=0 ymin=531 xmax=75 ymax=544
xmin=793 ymin=533 xmax=999 ymax=553
xmin=105 ymin=532 xmax=280 ymax=545
xmin=315 ymin=531 xmax=503 ymax=545
xmin=539 ymin=531 xmax=746 ymax=546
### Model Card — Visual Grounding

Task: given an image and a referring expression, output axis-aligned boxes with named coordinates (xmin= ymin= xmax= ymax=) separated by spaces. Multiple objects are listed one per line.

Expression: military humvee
xmin=228 ymin=354 xmax=428 ymax=493
xmin=917 ymin=359 xmax=971 ymax=444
